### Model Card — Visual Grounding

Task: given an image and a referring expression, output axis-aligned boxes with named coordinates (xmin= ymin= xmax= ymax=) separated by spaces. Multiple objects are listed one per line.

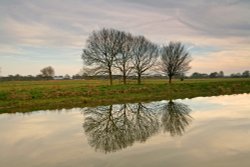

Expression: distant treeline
xmin=190 ymin=70 xmax=250 ymax=78
xmin=0 ymin=70 xmax=249 ymax=81
xmin=0 ymin=74 xmax=163 ymax=81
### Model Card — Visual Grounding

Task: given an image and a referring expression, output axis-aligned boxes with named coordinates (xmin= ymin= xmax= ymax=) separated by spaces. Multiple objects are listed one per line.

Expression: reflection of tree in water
xmin=161 ymin=100 xmax=192 ymax=136
xmin=83 ymin=105 xmax=127 ymax=153
xmin=83 ymin=100 xmax=192 ymax=153
xmin=131 ymin=103 xmax=160 ymax=142
xmin=83 ymin=103 xmax=159 ymax=153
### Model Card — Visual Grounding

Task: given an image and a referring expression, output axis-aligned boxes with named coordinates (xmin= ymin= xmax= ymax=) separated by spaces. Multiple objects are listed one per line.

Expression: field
xmin=0 ymin=78 xmax=250 ymax=113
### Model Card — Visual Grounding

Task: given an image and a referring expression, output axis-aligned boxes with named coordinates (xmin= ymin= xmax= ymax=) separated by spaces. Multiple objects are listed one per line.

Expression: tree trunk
xmin=122 ymin=64 xmax=127 ymax=85
xmin=137 ymin=73 xmax=141 ymax=84
xmin=108 ymin=67 xmax=113 ymax=85
xmin=123 ymin=71 xmax=126 ymax=85
xmin=169 ymin=75 xmax=172 ymax=84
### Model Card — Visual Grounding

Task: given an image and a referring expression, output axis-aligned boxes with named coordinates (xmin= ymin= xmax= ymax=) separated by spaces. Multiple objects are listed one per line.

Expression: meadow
xmin=0 ymin=78 xmax=250 ymax=113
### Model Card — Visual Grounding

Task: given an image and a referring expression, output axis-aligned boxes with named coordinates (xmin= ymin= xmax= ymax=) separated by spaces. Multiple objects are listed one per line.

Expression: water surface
xmin=0 ymin=94 xmax=250 ymax=167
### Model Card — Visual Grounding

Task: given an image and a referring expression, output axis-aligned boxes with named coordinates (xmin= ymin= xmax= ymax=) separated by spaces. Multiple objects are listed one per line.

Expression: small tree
xmin=160 ymin=42 xmax=191 ymax=84
xmin=209 ymin=72 xmax=219 ymax=78
xmin=131 ymin=36 xmax=158 ymax=84
xmin=242 ymin=70 xmax=250 ymax=78
xmin=64 ymin=74 xmax=71 ymax=80
xmin=40 ymin=66 xmax=55 ymax=79
xmin=218 ymin=71 xmax=224 ymax=78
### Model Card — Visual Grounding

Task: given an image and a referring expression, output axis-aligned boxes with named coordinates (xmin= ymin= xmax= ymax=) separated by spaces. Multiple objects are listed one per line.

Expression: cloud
xmin=0 ymin=0 xmax=249 ymax=75
xmin=123 ymin=0 xmax=250 ymax=37
xmin=1 ymin=17 xmax=86 ymax=48
xmin=0 ymin=44 xmax=24 ymax=55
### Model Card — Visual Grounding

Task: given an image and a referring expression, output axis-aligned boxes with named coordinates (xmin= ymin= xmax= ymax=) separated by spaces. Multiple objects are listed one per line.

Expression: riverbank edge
xmin=1 ymin=79 xmax=250 ymax=113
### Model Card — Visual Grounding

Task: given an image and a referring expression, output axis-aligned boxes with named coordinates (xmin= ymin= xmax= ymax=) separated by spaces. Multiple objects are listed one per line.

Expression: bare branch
xmin=130 ymin=36 xmax=159 ymax=84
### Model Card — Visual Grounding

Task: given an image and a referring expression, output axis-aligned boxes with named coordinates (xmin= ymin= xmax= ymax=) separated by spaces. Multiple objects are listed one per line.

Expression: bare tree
xmin=131 ymin=36 xmax=158 ymax=84
xmin=160 ymin=42 xmax=191 ymax=83
xmin=64 ymin=74 xmax=71 ymax=80
xmin=40 ymin=66 xmax=55 ymax=78
xmin=114 ymin=32 xmax=134 ymax=84
xmin=82 ymin=28 xmax=124 ymax=85
xmin=219 ymin=71 xmax=224 ymax=78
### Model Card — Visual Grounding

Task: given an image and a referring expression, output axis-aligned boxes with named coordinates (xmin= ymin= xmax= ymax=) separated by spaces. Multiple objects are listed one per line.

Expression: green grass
xmin=0 ymin=78 xmax=250 ymax=113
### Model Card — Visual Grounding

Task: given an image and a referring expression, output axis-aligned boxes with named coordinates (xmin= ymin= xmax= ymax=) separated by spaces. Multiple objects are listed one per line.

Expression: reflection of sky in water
xmin=176 ymin=93 xmax=250 ymax=113
xmin=0 ymin=93 xmax=250 ymax=167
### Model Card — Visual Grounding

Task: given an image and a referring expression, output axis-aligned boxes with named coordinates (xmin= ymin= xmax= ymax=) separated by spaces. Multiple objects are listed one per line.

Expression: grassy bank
xmin=0 ymin=78 xmax=250 ymax=113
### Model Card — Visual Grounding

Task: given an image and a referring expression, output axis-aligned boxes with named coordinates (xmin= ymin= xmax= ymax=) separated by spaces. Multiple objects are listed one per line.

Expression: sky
xmin=0 ymin=0 xmax=250 ymax=76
